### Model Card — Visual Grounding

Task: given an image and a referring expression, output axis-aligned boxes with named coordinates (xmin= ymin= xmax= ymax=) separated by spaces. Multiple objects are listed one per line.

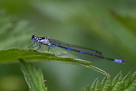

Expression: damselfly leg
xmin=27 ymin=42 xmax=39 ymax=49
xmin=36 ymin=45 xmax=43 ymax=50
xmin=49 ymin=46 xmax=55 ymax=55
xmin=27 ymin=42 xmax=35 ymax=49
xmin=48 ymin=47 xmax=50 ymax=52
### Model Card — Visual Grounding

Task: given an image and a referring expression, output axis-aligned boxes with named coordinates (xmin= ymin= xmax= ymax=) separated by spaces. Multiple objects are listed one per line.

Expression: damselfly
xmin=28 ymin=35 xmax=125 ymax=63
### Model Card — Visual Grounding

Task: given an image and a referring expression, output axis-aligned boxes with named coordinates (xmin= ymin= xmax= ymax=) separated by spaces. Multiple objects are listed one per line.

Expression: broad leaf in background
xmin=109 ymin=8 xmax=136 ymax=36
xmin=19 ymin=59 xmax=47 ymax=91
xmin=82 ymin=71 xmax=136 ymax=91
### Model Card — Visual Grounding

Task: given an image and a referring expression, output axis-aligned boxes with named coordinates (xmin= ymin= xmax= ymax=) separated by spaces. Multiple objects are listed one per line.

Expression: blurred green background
xmin=0 ymin=0 xmax=136 ymax=91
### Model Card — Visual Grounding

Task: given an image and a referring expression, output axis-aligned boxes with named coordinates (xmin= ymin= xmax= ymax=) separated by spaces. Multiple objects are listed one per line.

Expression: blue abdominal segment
xmin=67 ymin=48 xmax=74 ymax=50
xmin=114 ymin=59 xmax=125 ymax=63
xmin=80 ymin=51 xmax=85 ymax=53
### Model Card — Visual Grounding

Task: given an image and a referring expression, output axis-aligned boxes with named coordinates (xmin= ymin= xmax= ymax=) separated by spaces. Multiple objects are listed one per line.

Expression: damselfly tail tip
xmin=114 ymin=59 xmax=125 ymax=63
xmin=122 ymin=60 xmax=125 ymax=63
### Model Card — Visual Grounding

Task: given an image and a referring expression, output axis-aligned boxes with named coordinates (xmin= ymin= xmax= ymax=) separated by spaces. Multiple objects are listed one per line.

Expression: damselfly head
xmin=31 ymin=35 xmax=37 ymax=41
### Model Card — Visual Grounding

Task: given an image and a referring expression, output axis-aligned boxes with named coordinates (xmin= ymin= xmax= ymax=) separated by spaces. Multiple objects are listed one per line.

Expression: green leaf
xmin=112 ymin=72 xmax=124 ymax=91
xmin=84 ymin=85 xmax=90 ymax=91
xmin=0 ymin=48 xmax=110 ymax=76
xmin=122 ymin=72 xmax=131 ymax=89
xmin=126 ymin=71 xmax=136 ymax=91
xmin=90 ymin=78 xmax=100 ymax=91
xmin=101 ymin=77 xmax=111 ymax=91
xmin=82 ymin=71 xmax=136 ymax=91
xmin=19 ymin=59 xmax=47 ymax=91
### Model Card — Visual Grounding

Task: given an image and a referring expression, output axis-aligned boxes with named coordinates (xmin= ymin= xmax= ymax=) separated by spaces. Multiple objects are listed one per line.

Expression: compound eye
xmin=34 ymin=35 xmax=36 ymax=38
xmin=32 ymin=35 xmax=36 ymax=39
xmin=32 ymin=35 xmax=34 ymax=38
